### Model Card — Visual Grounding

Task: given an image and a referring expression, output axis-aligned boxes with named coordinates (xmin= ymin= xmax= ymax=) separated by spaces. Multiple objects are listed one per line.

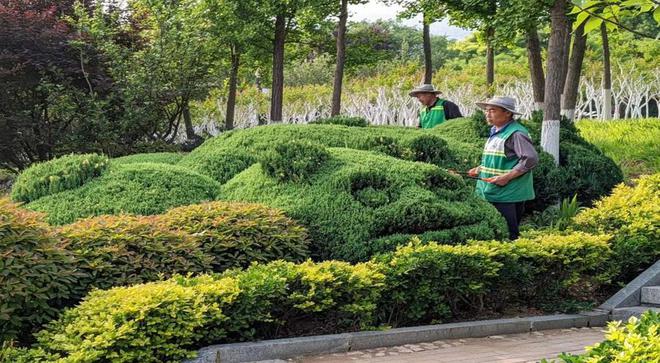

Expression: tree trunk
xmin=270 ymin=14 xmax=286 ymax=123
xmin=486 ymin=26 xmax=495 ymax=96
xmin=423 ymin=13 xmax=433 ymax=84
xmin=226 ymin=47 xmax=240 ymax=131
xmin=331 ymin=0 xmax=348 ymax=116
xmin=183 ymin=101 xmax=196 ymax=140
xmin=542 ymin=0 xmax=569 ymax=165
xmin=526 ymin=26 xmax=545 ymax=110
xmin=601 ymin=22 xmax=612 ymax=120
xmin=561 ymin=22 xmax=587 ymax=121
xmin=559 ymin=19 xmax=572 ymax=108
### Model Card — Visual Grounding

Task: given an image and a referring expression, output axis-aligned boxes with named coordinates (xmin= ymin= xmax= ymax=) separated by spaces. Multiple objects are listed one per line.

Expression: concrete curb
xmin=599 ymin=260 xmax=660 ymax=310
xmin=184 ymin=311 xmax=609 ymax=363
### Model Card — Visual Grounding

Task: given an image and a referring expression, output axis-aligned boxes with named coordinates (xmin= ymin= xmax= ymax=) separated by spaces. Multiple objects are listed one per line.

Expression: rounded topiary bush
xmin=407 ymin=134 xmax=453 ymax=165
xmin=25 ymin=163 xmax=221 ymax=225
xmin=572 ymin=173 xmax=660 ymax=282
xmin=310 ymin=116 xmax=368 ymax=127
xmin=0 ymin=199 xmax=78 ymax=343
xmin=178 ymin=148 xmax=255 ymax=183
xmin=112 ymin=152 xmax=185 ymax=166
xmin=57 ymin=214 xmax=212 ymax=295
xmin=260 ymin=141 xmax=330 ymax=183
xmin=158 ymin=201 xmax=310 ymax=272
xmin=11 ymin=154 xmax=109 ymax=203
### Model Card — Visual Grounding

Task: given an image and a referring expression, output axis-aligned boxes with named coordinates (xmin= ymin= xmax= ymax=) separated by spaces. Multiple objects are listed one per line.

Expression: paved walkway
xmin=295 ymin=327 xmax=605 ymax=363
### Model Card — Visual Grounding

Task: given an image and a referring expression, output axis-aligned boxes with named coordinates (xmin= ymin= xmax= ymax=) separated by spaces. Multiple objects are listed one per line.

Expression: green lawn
xmin=576 ymin=118 xmax=660 ymax=179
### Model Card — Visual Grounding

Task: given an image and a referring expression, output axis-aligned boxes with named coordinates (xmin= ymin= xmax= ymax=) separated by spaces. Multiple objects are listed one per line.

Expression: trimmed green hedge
xmin=0 ymin=199 xmax=79 ymax=343
xmin=25 ymin=163 xmax=221 ymax=225
xmin=572 ymin=173 xmax=660 ymax=282
xmin=11 ymin=154 xmax=109 ymax=203
xmin=158 ymin=201 xmax=310 ymax=271
xmin=58 ymin=215 xmax=212 ymax=295
xmin=309 ymin=116 xmax=369 ymax=127
xmin=220 ymin=146 xmax=506 ymax=261
xmin=1 ymin=232 xmax=612 ymax=362
xmin=112 ymin=152 xmax=186 ymax=166
xmin=552 ymin=311 xmax=660 ymax=363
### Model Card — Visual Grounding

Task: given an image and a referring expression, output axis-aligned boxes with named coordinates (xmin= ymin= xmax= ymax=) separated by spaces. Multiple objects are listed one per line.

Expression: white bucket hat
xmin=409 ymin=84 xmax=442 ymax=97
xmin=475 ymin=96 xmax=522 ymax=115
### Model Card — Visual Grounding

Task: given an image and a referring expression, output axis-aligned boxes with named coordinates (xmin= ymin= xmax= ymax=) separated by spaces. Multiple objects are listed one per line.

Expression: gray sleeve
xmin=505 ymin=132 xmax=539 ymax=173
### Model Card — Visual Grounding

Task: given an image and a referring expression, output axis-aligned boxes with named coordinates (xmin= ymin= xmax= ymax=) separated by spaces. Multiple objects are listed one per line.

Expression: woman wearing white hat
xmin=467 ymin=96 xmax=539 ymax=240
xmin=409 ymin=84 xmax=463 ymax=129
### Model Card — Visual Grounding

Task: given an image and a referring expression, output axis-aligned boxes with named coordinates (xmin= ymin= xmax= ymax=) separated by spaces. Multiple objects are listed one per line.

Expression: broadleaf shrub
xmin=260 ymin=141 xmax=330 ymax=182
xmin=554 ymin=311 xmax=660 ymax=363
xmin=158 ymin=201 xmax=310 ymax=272
xmin=11 ymin=154 xmax=109 ymax=203
xmin=572 ymin=173 xmax=660 ymax=282
xmin=2 ymin=230 xmax=617 ymax=361
xmin=57 ymin=215 xmax=212 ymax=295
xmin=0 ymin=199 xmax=79 ymax=343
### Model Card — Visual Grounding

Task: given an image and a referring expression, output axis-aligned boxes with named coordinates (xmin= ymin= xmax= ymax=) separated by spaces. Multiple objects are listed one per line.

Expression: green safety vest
xmin=419 ymin=99 xmax=446 ymax=129
xmin=475 ymin=121 xmax=535 ymax=203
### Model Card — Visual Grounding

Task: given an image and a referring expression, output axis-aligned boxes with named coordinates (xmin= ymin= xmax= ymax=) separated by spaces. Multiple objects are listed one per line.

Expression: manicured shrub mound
xmin=220 ymin=146 xmax=507 ymax=261
xmin=11 ymin=154 xmax=109 ymax=203
xmin=260 ymin=141 xmax=330 ymax=182
xmin=25 ymin=163 xmax=221 ymax=225
xmin=58 ymin=214 xmax=212 ymax=295
xmin=572 ymin=173 xmax=660 ymax=282
xmin=159 ymin=201 xmax=310 ymax=271
xmin=0 ymin=199 xmax=78 ymax=343
xmin=2 ymin=231 xmax=613 ymax=362
xmin=112 ymin=152 xmax=185 ymax=165
xmin=310 ymin=115 xmax=368 ymax=127
xmin=556 ymin=311 xmax=660 ymax=362
xmin=182 ymin=123 xmax=479 ymax=183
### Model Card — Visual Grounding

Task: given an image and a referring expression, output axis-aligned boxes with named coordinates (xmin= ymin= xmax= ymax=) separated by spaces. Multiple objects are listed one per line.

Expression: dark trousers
xmin=491 ymin=201 xmax=526 ymax=240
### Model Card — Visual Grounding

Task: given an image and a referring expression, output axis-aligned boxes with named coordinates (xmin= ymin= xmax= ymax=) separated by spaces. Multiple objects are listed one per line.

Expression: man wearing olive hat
xmin=468 ymin=96 xmax=538 ymax=240
xmin=409 ymin=84 xmax=463 ymax=129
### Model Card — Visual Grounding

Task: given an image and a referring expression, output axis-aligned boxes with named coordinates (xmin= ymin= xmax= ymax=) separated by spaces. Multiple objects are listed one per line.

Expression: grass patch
xmin=576 ymin=118 xmax=660 ymax=179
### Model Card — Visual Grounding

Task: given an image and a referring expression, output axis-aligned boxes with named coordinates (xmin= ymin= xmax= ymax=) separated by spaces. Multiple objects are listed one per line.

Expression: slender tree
xmin=542 ymin=0 xmax=570 ymax=165
xmin=561 ymin=22 xmax=588 ymax=121
xmin=526 ymin=26 xmax=545 ymax=110
xmin=601 ymin=22 xmax=612 ymax=119
xmin=331 ymin=0 xmax=348 ymax=116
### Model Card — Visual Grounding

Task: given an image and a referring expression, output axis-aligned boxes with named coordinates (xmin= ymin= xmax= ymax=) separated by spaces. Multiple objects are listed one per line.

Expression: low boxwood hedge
xmin=1 ymin=231 xmax=613 ymax=362
xmin=158 ymin=201 xmax=310 ymax=271
xmin=57 ymin=215 xmax=212 ymax=296
xmin=10 ymin=154 xmax=109 ymax=203
xmin=111 ymin=152 xmax=186 ymax=166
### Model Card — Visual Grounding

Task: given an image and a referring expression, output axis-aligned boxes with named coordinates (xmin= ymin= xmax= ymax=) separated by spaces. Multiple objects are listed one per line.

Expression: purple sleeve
xmin=506 ymin=132 xmax=539 ymax=173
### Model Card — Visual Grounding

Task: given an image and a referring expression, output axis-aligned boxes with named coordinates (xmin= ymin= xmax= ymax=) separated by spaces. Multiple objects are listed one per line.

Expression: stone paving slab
xmin=293 ymin=327 xmax=605 ymax=363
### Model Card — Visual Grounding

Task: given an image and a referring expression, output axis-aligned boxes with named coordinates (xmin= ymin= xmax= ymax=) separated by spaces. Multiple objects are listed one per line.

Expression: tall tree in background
xmin=600 ymin=22 xmax=612 ymax=119
xmin=561 ymin=22 xmax=587 ymax=120
xmin=331 ymin=0 xmax=349 ymax=116
xmin=542 ymin=0 xmax=570 ymax=164
xmin=266 ymin=0 xmax=335 ymax=122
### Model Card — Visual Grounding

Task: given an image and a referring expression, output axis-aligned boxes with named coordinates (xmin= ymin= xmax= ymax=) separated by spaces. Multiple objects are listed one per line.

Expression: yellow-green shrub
xmin=0 ymin=199 xmax=79 ymax=343
xmin=33 ymin=276 xmax=241 ymax=363
xmin=158 ymin=201 xmax=310 ymax=272
xmin=480 ymin=232 xmax=615 ymax=310
xmin=57 ymin=215 xmax=213 ymax=295
xmin=572 ymin=174 xmax=660 ymax=281
xmin=375 ymin=240 xmax=501 ymax=326
xmin=11 ymin=154 xmax=109 ymax=203
xmin=554 ymin=311 xmax=660 ymax=363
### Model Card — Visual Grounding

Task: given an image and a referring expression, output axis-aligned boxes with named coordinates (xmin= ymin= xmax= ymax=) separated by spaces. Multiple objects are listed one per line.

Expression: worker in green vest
xmin=468 ymin=96 xmax=538 ymax=240
xmin=409 ymin=84 xmax=463 ymax=128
